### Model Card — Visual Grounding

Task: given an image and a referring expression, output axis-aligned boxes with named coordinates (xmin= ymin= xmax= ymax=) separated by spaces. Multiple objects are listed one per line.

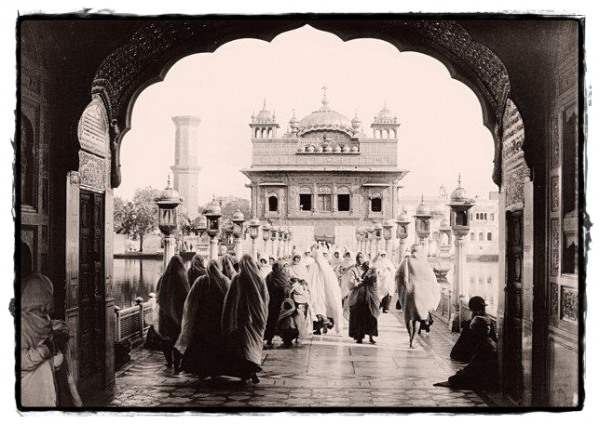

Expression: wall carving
xmin=78 ymin=97 xmax=109 ymax=157
xmin=550 ymin=282 xmax=559 ymax=320
xmin=560 ymin=286 xmax=578 ymax=322
xmin=79 ymin=151 xmax=107 ymax=191
xmin=551 ymin=176 xmax=560 ymax=212
xmin=550 ymin=217 xmax=560 ymax=277
xmin=505 ymin=166 xmax=527 ymax=209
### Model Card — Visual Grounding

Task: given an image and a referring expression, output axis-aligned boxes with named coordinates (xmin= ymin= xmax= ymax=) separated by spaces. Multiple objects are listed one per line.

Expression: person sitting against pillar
xmin=434 ymin=316 xmax=499 ymax=391
xmin=21 ymin=273 xmax=81 ymax=407
xmin=156 ymin=255 xmax=190 ymax=371
xmin=450 ymin=296 xmax=497 ymax=362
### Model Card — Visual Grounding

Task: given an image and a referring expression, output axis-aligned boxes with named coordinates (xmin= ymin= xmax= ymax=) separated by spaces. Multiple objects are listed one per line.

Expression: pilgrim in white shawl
xmin=221 ymin=254 xmax=269 ymax=384
xmin=396 ymin=244 xmax=441 ymax=348
xmin=306 ymin=245 xmax=344 ymax=335
xmin=372 ymin=251 xmax=396 ymax=313
xmin=175 ymin=260 xmax=230 ymax=377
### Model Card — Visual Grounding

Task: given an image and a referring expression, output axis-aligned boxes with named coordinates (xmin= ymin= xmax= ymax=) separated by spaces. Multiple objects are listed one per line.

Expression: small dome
xmin=334 ymin=144 xmax=342 ymax=153
xmin=396 ymin=209 xmax=409 ymax=223
xmin=324 ymin=144 xmax=333 ymax=153
xmin=415 ymin=196 xmax=431 ymax=216
xmin=315 ymin=145 xmax=323 ymax=153
xmin=351 ymin=145 xmax=359 ymax=153
xmin=351 ymin=113 xmax=361 ymax=130
xmin=204 ymin=197 xmax=222 ymax=217
xmin=297 ymin=90 xmax=354 ymax=135
xmin=155 ymin=176 xmax=182 ymax=204
xmin=342 ymin=145 xmax=351 ymax=153
xmin=450 ymin=174 xmax=467 ymax=202
xmin=232 ymin=209 xmax=245 ymax=223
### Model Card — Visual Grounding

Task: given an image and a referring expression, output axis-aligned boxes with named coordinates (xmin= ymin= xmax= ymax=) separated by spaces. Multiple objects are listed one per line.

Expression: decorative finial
xmin=262 ymin=99 xmax=267 ymax=110
xmin=166 ymin=174 xmax=172 ymax=189
xmin=321 ymin=85 xmax=329 ymax=108
xmin=457 ymin=173 xmax=462 ymax=187
xmin=420 ymin=193 xmax=424 ymax=204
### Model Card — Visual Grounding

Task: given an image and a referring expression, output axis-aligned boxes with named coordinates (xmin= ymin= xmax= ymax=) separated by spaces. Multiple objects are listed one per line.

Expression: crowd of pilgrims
xmin=19 ymin=243 xmax=498 ymax=407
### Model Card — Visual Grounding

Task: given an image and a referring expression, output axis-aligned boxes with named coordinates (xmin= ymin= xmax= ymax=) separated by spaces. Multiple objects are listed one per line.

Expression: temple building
xmin=241 ymin=91 xmax=408 ymax=250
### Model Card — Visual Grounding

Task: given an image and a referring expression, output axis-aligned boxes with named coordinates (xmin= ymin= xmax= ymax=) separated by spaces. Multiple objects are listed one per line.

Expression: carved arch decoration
xmin=91 ymin=19 xmax=513 ymax=188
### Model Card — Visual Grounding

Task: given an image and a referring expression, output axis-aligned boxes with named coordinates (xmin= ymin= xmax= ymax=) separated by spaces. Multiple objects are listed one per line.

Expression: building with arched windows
xmin=241 ymin=91 xmax=408 ymax=250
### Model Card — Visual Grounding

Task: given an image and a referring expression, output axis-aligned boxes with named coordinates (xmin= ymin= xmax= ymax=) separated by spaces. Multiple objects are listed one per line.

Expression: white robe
xmin=372 ymin=256 xmax=396 ymax=301
xmin=307 ymin=250 xmax=344 ymax=334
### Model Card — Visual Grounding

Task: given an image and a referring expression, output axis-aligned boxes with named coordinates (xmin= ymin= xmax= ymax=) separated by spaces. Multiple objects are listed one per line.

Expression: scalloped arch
xmin=91 ymin=19 xmax=512 ymax=188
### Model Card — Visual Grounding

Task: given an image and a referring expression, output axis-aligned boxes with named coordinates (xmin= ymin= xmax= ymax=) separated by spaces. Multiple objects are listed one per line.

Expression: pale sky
xmin=116 ymin=25 xmax=497 ymax=204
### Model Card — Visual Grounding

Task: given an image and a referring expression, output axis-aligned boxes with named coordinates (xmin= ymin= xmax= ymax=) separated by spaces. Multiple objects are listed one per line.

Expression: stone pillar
xmin=163 ymin=235 xmax=177 ymax=269
xmin=450 ymin=234 xmax=466 ymax=332
xmin=209 ymin=237 xmax=219 ymax=261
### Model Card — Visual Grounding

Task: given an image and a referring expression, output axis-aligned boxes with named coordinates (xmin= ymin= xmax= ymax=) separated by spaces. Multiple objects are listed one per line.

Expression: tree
xmin=114 ymin=186 xmax=161 ymax=252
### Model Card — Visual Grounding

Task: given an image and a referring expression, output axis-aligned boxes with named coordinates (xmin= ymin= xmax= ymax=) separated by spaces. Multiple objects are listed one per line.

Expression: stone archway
xmin=83 ymin=18 xmax=538 ymax=404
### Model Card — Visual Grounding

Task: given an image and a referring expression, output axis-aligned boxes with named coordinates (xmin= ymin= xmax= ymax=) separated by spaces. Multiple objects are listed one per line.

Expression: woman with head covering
xmin=288 ymin=254 xmax=308 ymax=282
xmin=221 ymin=254 xmax=238 ymax=280
xmin=307 ymin=244 xmax=344 ymax=335
xmin=396 ymin=244 xmax=441 ymax=348
xmin=21 ymin=273 xmax=81 ymax=407
xmin=264 ymin=261 xmax=292 ymax=347
xmin=372 ymin=251 xmax=396 ymax=313
xmin=175 ymin=260 xmax=230 ymax=376
xmin=258 ymin=257 xmax=272 ymax=280
xmin=347 ymin=261 xmax=380 ymax=344
xmin=156 ymin=255 xmax=190 ymax=369
xmin=187 ymin=254 xmax=207 ymax=286
xmin=221 ymin=254 xmax=269 ymax=384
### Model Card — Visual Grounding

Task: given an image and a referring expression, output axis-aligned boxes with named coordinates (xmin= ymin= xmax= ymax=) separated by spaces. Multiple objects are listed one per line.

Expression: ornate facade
xmin=241 ymin=91 xmax=408 ymax=250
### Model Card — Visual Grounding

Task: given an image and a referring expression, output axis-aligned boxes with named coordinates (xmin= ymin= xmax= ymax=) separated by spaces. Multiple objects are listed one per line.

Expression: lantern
xmin=248 ymin=217 xmax=260 ymax=240
xmin=262 ymin=222 xmax=271 ymax=242
xmin=383 ymin=219 xmax=395 ymax=241
xmin=448 ymin=175 xmax=475 ymax=238
xmin=396 ymin=209 xmax=410 ymax=240
xmin=154 ymin=176 xmax=182 ymax=236
xmin=414 ymin=194 xmax=432 ymax=244
xmin=192 ymin=214 xmax=207 ymax=238
xmin=203 ymin=197 xmax=222 ymax=238
xmin=232 ymin=209 xmax=245 ymax=238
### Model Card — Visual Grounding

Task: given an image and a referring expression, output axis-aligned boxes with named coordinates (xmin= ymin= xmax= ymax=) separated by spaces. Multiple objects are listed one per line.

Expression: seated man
xmin=450 ymin=296 xmax=497 ymax=362
xmin=435 ymin=316 xmax=499 ymax=390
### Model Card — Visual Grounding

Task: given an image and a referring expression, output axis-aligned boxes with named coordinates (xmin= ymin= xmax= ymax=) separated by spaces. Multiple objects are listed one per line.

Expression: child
xmin=290 ymin=277 xmax=311 ymax=342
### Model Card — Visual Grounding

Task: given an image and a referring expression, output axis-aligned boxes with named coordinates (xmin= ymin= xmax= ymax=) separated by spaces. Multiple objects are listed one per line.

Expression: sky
xmin=116 ymin=25 xmax=497 ymax=204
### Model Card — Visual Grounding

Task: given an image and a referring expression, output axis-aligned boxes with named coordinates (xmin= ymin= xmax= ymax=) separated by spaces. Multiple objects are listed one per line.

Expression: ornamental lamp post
xmin=248 ymin=217 xmax=261 ymax=259
xmin=277 ymin=227 xmax=284 ymax=259
xmin=262 ymin=222 xmax=271 ymax=256
xmin=203 ymin=197 xmax=222 ymax=261
xmin=383 ymin=219 xmax=395 ymax=258
xmin=448 ymin=174 xmax=475 ymax=332
xmin=232 ymin=209 xmax=245 ymax=259
xmin=414 ymin=194 xmax=432 ymax=248
xmin=396 ymin=208 xmax=410 ymax=264
xmin=366 ymin=224 xmax=375 ymax=259
xmin=374 ymin=221 xmax=383 ymax=256
xmin=270 ymin=226 xmax=278 ymax=258
xmin=191 ymin=214 xmax=207 ymax=253
xmin=283 ymin=228 xmax=289 ymax=258
xmin=154 ymin=176 xmax=183 ymax=269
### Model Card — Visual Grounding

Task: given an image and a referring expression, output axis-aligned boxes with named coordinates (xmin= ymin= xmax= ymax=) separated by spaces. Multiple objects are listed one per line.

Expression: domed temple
xmin=241 ymin=89 xmax=408 ymax=249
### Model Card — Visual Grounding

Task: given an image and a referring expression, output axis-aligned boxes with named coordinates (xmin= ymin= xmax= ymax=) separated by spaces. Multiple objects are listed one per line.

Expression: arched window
xmin=470 ymin=232 xmax=475 ymax=241
xmin=478 ymin=232 xmax=484 ymax=241
xmin=268 ymin=195 xmax=278 ymax=212
xmin=318 ymin=186 xmax=332 ymax=212
xmin=487 ymin=232 xmax=492 ymax=241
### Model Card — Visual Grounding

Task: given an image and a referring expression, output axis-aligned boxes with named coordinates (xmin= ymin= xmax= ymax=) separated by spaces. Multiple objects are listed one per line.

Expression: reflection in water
xmin=112 ymin=257 xmax=190 ymax=309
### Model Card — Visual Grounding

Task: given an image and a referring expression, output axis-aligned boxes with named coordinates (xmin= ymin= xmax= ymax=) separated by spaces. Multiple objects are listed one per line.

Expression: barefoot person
xmin=396 ymin=244 xmax=440 ymax=348
xmin=347 ymin=261 xmax=380 ymax=344
xmin=221 ymin=254 xmax=269 ymax=384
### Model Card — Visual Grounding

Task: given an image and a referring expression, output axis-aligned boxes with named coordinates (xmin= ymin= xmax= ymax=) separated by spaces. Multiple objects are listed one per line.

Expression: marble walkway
xmin=100 ymin=311 xmax=490 ymax=409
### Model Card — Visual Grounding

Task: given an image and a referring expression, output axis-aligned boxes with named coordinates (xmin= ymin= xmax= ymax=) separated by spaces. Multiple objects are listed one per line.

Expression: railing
xmin=114 ymin=293 xmax=155 ymax=344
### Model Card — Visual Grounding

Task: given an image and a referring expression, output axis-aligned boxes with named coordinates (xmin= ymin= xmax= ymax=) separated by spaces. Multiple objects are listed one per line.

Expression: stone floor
xmin=100 ymin=311 xmax=491 ymax=409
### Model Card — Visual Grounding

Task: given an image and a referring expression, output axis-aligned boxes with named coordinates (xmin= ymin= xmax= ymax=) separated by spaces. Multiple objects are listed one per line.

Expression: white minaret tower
xmin=171 ymin=116 xmax=202 ymax=218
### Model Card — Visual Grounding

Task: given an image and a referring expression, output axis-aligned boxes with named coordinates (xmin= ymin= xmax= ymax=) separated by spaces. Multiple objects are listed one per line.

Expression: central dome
xmin=297 ymin=92 xmax=354 ymax=135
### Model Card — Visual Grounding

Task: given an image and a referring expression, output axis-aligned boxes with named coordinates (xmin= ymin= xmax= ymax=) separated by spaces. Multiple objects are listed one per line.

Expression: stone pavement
xmin=100 ymin=311 xmax=490 ymax=409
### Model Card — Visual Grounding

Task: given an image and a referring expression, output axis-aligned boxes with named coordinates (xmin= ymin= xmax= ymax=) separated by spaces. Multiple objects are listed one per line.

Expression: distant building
xmin=241 ymin=90 xmax=408 ymax=251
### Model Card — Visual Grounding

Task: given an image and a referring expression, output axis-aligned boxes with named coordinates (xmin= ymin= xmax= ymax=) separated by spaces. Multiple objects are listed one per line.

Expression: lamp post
xmin=366 ymin=224 xmax=375 ymax=259
xmin=448 ymin=175 xmax=475 ymax=332
xmin=247 ymin=217 xmax=260 ymax=259
xmin=232 ymin=209 xmax=245 ymax=259
xmin=270 ymin=226 xmax=278 ymax=258
xmin=374 ymin=222 xmax=383 ymax=256
xmin=414 ymin=194 xmax=432 ymax=248
xmin=262 ymin=222 xmax=271 ymax=257
xmin=276 ymin=227 xmax=284 ymax=259
xmin=154 ymin=176 xmax=183 ymax=269
xmin=287 ymin=228 xmax=293 ymax=257
xmin=283 ymin=228 xmax=290 ymax=258
xmin=396 ymin=208 xmax=410 ymax=265
xmin=383 ymin=219 xmax=394 ymax=257
xmin=191 ymin=214 xmax=207 ymax=253
xmin=204 ymin=197 xmax=222 ymax=261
